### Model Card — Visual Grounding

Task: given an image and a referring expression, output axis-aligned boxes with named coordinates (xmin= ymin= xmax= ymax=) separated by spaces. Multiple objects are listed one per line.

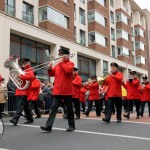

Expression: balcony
xmin=80 ymin=37 xmax=86 ymax=46
xmin=22 ymin=12 xmax=34 ymax=24
xmin=5 ymin=4 xmax=15 ymax=17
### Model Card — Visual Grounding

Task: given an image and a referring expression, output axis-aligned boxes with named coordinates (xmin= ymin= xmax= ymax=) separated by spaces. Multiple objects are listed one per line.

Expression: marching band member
xmin=72 ymin=67 xmax=82 ymax=119
xmin=123 ymin=71 xmax=141 ymax=119
xmin=80 ymin=84 xmax=87 ymax=113
xmin=139 ymin=75 xmax=150 ymax=117
xmin=40 ymin=48 xmax=75 ymax=132
xmin=28 ymin=72 xmax=41 ymax=119
xmin=102 ymin=62 xmax=123 ymax=123
xmin=10 ymin=58 xmax=34 ymax=126
xmin=84 ymin=75 xmax=100 ymax=117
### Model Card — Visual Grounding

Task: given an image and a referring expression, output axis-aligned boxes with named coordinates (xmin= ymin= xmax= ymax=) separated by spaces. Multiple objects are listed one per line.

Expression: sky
xmin=134 ymin=0 xmax=150 ymax=11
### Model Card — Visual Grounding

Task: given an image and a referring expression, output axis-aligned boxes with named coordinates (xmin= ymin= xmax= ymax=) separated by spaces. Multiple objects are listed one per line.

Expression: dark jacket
xmin=7 ymin=80 xmax=16 ymax=97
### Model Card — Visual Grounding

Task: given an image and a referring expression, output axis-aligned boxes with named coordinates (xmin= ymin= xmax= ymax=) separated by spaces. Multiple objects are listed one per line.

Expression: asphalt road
xmin=0 ymin=116 xmax=150 ymax=150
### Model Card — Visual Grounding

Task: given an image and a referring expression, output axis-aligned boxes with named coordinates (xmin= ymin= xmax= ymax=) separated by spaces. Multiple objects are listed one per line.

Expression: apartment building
xmin=0 ymin=0 xmax=148 ymax=82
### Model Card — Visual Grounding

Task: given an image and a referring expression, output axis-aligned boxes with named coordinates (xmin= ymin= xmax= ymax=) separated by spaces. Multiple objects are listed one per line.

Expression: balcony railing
xmin=5 ymin=4 xmax=15 ymax=17
xmin=22 ymin=11 xmax=34 ymax=24
xmin=80 ymin=37 xmax=86 ymax=46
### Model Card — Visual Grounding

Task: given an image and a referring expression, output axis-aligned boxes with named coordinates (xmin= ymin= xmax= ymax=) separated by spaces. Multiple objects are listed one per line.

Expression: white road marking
xmin=56 ymin=117 xmax=150 ymax=125
xmin=4 ymin=123 xmax=150 ymax=141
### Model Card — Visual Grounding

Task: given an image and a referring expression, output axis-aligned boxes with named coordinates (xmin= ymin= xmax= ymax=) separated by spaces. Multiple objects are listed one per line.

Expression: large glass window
xmin=136 ymin=56 xmax=146 ymax=64
xmin=111 ymin=45 xmax=116 ymax=58
xmin=110 ymin=0 xmax=114 ymax=7
xmin=79 ymin=8 xmax=85 ymax=25
xmin=78 ymin=55 xmax=96 ymax=82
xmin=117 ymin=47 xmax=130 ymax=56
xmin=88 ymin=11 xmax=107 ymax=27
xmin=116 ymin=29 xmax=129 ymax=41
xmin=103 ymin=61 xmax=108 ymax=76
xmin=134 ymin=28 xmax=145 ymax=37
xmin=135 ymin=41 xmax=145 ymax=51
xmin=97 ymin=0 xmax=106 ymax=7
xmin=22 ymin=2 xmax=34 ymax=24
xmin=80 ymin=30 xmax=86 ymax=46
xmin=5 ymin=0 xmax=15 ymax=16
xmin=110 ymin=11 xmax=114 ymax=24
xmin=39 ymin=6 xmax=69 ymax=29
xmin=116 ymin=13 xmax=129 ymax=25
xmin=89 ymin=32 xmax=107 ymax=47
xmin=80 ymin=0 xmax=85 ymax=4
xmin=111 ymin=28 xmax=115 ymax=41
xmin=10 ymin=34 xmax=50 ymax=82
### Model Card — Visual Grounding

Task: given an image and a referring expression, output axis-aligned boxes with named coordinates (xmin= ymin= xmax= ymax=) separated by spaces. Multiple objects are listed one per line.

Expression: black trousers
xmin=126 ymin=100 xmax=141 ymax=117
xmin=45 ymin=96 xmax=75 ymax=129
xmin=72 ymin=98 xmax=80 ymax=117
xmin=81 ymin=102 xmax=85 ymax=112
xmin=100 ymin=98 xmax=105 ymax=113
xmin=140 ymin=101 xmax=150 ymax=115
xmin=0 ymin=104 xmax=5 ymax=118
xmin=12 ymin=96 xmax=33 ymax=123
xmin=105 ymin=97 xmax=122 ymax=121
xmin=86 ymin=100 xmax=100 ymax=116
xmin=29 ymin=101 xmax=41 ymax=117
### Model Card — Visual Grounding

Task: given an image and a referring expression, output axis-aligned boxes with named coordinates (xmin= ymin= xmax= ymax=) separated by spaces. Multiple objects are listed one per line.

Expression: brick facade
xmin=39 ymin=0 xmax=74 ymax=41
xmin=0 ymin=0 xmax=5 ymax=12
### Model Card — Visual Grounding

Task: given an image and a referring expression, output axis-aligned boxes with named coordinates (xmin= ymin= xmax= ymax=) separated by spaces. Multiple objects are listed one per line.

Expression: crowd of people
xmin=0 ymin=48 xmax=150 ymax=133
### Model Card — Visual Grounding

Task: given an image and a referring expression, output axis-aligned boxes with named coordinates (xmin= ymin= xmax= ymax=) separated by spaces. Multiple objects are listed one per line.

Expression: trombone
xmin=26 ymin=53 xmax=75 ymax=72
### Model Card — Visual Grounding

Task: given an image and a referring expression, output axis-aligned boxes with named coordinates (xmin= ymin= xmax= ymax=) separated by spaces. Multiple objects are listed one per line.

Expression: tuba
xmin=4 ymin=55 xmax=30 ymax=90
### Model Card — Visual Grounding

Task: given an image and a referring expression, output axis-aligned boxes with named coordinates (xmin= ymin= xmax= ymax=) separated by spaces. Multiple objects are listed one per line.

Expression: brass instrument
xmin=98 ymin=75 xmax=109 ymax=86
xmin=4 ymin=53 xmax=75 ymax=90
xmin=4 ymin=55 xmax=30 ymax=90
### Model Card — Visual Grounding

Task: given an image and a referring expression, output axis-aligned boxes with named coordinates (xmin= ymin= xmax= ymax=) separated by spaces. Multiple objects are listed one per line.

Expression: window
xmin=80 ymin=30 xmax=86 ymax=46
xmin=116 ymin=13 xmax=129 ymax=25
xmin=5 ymin=0 xmax=15 ymax=16
xmin=103 ymin=61 xmax=108 ymax=76
xmin=10 ymin=34 xmax=50 ymax=82
xmin=110 ymin=0 xmax=114 ymax=7
xmin=74 ymin=26 xmax=76 ymax=41
xmin=88 ymin=11 xmax=107 ymax=27
xmin=111 ymin=46 xmax=116 ymax=58
xmin=79 ymin=8 xmax=85 ymax=25
xmin=110 ymin=11 xmax=114 ymax=24
xmin=97 ymin=0 xmax=106 ymax=7
xmin=134 ymin=28 xmax=145 ymax=37
xmin=62 ymin=0 xmax=68 ymax=3
xmin=116 ymin=29 xmax=129 ymax=41
xmin=78 ymin=55 xmax=96 ymax=82
xmin=136 ymin=56 xmax=146 ymax=64
xmin=111 ymin=28 xmax=115 ymax=41
xmin=131 ymin=27 xmax=134 ymax=37
xmin=22 ymin=2 xmax=34 ymax=24
xmin=80 ymin=0 xmax=85 ymax=4
xmin=135 ymin=41 xmax=145 ymax=51
xmin=74 ymin=4 xmax=76 ymax=20
xmin=89 ymin=32 xmax=107 ymax=47
xmin=117 ymin=47 xmax=130 ymax=56
xmin=39 ymin=7 xmax=69 ymax=29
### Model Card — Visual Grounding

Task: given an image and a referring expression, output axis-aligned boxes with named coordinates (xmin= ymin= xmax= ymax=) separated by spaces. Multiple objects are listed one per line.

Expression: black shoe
xmin=116 ymin=120 xmax=121 ymax=123
xmin=24 ymin=120 xmax=33 ymax=124
xmin=75 ymin=116 xmax=80 ymax=119
xmin=63 ymin=114 xmax=68 ymax=119
xmin=84 ymin=112 xmax=89 ymax=117
xmin=96 ymin=113 xmax=101 ymax=117
xmin=102 ymin=118 xmax=110 ymax=123
xmin=40 ymin=126 xmax=52 ymax=132
xmin=136 ymin=116 xmax=139 ymax=119
xmin=35 ymin=116 xmax=41 ymax=119
xmin=124 ymin=114 xmax=130 ymax=119
xmin=66 ymin=127 xmax=75 ymax=132
xmin=10 ymin=120 xmax=17 ymax=126
xmin=139 ymin=113 xmax=143 ymax=117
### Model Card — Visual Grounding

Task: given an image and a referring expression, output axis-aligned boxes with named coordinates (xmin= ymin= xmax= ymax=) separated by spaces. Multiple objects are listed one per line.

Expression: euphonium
xmin=4 ymin=55 xmax=30 ymax=90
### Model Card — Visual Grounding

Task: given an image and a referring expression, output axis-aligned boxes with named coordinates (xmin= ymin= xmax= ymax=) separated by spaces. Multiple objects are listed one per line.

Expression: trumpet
xmin=97 ymin=75 xmax=108 ymax=86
